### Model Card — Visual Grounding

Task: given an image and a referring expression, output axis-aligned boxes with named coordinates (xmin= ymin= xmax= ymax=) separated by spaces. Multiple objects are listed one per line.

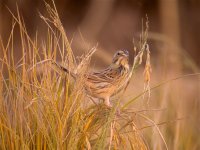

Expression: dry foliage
xmin=0 ymin=2 xmax=173 ymax=150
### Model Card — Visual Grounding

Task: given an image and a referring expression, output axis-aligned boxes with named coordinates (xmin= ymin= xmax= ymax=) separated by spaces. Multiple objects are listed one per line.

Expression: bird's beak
xmin=122 ymin=50 xmax=129 ymax=57
xmin=123 ymin=53 xmax=129 ymax=57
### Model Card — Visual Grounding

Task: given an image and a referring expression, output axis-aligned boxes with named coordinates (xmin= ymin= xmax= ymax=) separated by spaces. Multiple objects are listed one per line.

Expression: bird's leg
xmin=104 ymin=97 xmax=112 ymax=107
xmin=104 ymin=98 xmax=121 ymax=116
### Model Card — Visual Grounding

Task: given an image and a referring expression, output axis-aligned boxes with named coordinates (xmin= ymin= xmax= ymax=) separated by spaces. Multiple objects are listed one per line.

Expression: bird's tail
xmin=52 ymin=61 xmax=76 ymax=79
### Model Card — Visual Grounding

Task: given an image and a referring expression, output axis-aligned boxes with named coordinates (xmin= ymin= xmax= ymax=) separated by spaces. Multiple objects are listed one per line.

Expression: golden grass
xmin=0 ymin=2 xmax=152 ymax=149
xmin=1 ymin=1 xmax=199 ymax=150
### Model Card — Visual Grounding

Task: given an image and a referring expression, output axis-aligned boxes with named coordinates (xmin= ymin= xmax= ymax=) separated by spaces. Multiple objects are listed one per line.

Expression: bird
xmin=53 ymin=50 xmax=131 ymax=107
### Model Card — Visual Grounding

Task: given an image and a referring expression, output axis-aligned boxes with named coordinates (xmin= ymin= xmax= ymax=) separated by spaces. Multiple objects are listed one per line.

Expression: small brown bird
xmin=54 ymin=50 xmax=130 ymax=107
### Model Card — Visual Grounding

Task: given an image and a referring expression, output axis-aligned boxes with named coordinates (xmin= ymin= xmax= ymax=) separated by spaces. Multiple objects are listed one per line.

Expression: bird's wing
xmin=87 ymin=67 xmax=120 ymax=83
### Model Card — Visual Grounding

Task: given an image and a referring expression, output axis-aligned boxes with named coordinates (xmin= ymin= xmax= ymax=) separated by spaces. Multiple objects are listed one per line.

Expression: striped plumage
xmin=55 ymin=50 xmax=130 ymax=107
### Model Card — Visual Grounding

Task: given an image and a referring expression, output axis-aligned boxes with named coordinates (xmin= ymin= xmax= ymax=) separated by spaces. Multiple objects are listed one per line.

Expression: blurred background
xmin=0 ymin=0 xmax=200 ymax=149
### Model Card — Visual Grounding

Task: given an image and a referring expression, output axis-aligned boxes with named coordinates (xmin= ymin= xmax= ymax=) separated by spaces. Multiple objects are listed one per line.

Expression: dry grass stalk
xmin=0 ymin=2 xmax=162 ymax=150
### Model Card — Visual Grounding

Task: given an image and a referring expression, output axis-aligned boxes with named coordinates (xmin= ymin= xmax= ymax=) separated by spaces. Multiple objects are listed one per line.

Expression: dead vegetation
xmin=1 ymin=1 xmax=199 ymax=150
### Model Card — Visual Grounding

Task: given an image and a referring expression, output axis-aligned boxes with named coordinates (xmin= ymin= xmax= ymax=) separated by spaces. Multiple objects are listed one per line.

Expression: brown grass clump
xmin=0 ymin=2 xmax=159 ymax=150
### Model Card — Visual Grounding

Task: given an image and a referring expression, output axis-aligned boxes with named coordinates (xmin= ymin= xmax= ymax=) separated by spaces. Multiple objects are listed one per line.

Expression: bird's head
xmin=112 ymin=50 xmax=129 ymax=69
